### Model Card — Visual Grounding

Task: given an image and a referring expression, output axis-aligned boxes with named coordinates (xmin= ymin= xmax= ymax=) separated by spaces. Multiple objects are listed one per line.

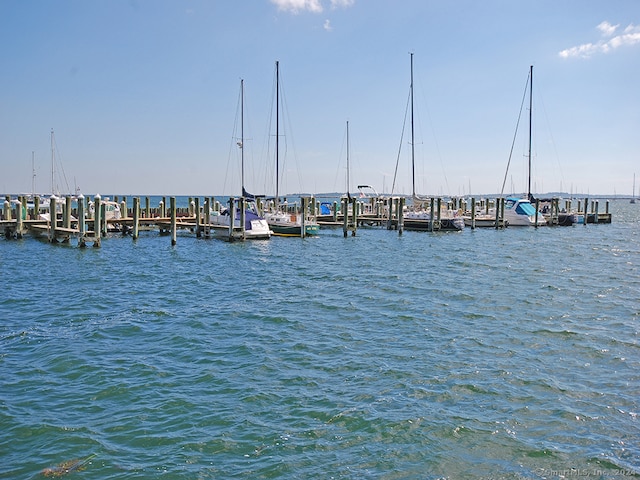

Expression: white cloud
xmin=323 ymin=19 xmax=332 ymax=31
xmin=270 ymin=0 xmax=324 ymax=14
xmin=560 ymin=21 xmax=640 ymax=59
xmin=597 ymin=20 xmax=618 ymax=37
xmin=330 ymin=0 xmax=355 ymax=8
xmin=270 ymin=0 xmax=355 ymax=14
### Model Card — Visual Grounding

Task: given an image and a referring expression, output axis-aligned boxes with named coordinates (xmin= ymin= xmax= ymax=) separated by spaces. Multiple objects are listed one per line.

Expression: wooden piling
xmin=3 ymin=199 xmax=10 ymax=222
xmin=77 ymin=194 xmax=86 ymax=247
xmin=239 ymin=197 xmax=246 ymax=240
xmin=342 ymin=197 xmax=348 ymax=237
xmin=583 ymin=197 xmax=588 ymax=226
xmin=301 ymin=197 xmax=307 ymax=238
xmin=49 ymin=196 xmax=57 ymax=242
xmin=170 ymin=196 xmax=177 ymax=245
xmin=429 ymin=198 xmax=435 ymax=232
xmin=471 ymin=197 xmax=476 ymax=229
xmin=132 ymin=197 xmax=140 ymax=240
xmin=93 ymin=194 xmax=102 ymax=247
xmin=203 ymin=197 xmax=211 ymax=238
xmin=14 ymin=200 xmax=23 ymax=238
xmin=194 ymin=197 xmax=201 ymax=237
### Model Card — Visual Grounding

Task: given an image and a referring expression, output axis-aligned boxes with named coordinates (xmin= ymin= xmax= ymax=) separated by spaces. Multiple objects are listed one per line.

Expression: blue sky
xmin=1 ymin=0 xmax=639 ymax=197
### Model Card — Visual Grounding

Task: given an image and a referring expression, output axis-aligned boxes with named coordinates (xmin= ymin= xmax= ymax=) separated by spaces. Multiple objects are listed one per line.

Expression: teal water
xmin=1 ymin=200 xmax=639 ymax=479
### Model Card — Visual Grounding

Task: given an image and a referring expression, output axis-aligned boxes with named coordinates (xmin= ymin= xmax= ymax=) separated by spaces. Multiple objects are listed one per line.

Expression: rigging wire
xmin=500 ymin=70 xmax=530 ymax=196
xmin=391 ymin=89 xmax=411 ymax=195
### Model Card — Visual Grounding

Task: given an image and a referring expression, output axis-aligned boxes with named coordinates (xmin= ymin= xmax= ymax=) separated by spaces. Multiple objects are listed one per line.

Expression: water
xmin=1 ymin=200 xmax=639 ymax=479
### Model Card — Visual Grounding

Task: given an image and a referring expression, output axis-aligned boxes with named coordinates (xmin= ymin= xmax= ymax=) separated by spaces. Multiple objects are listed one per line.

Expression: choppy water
xmin=1 ymin=200 xmax=639 ymax=479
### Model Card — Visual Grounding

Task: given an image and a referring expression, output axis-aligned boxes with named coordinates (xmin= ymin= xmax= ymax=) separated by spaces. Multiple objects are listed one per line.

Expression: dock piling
xmin=170 ymin=196 xmax=177 ymax=245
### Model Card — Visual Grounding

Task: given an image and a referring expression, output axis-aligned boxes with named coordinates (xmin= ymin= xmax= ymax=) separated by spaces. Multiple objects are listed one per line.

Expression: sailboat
xmin=210 ymin=79 xmax=272 ymax=239
xmin=401 ymin=53 xmax=464 ymax=231
xmin=497 ymin=65 xmax=546 ymax=227
xmin=631 ymin=173 xmax=637 ymax=204
xmin=264 ymin=61 xmax=320 ymax=237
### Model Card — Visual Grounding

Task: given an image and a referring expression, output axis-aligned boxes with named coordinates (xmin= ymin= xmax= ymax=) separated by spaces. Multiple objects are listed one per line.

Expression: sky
xmin=1 ymin=0 xmax=639 ymax=197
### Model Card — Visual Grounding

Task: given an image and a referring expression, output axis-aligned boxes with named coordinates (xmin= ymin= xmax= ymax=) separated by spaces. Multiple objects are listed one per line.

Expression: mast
xmin=410 ymin=52 xmax=416 ymax=200
xmin=50 ymin=128 xmax=55 ymax=196
xmin=31 ymin=151 xmax=36 ymax=197
xmin=527 ymin=65 xmax=533 ymax=200
xmin=240 ymin=78 xmax=244 ymax=193
xmin=274 ymin=61 xmax=280 ymax=209
xmin=346 ymin=120 xmax=350 ymax=197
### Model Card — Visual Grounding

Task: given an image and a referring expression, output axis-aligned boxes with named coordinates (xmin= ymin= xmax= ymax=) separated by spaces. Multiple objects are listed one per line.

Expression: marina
xmin=1 ymin=193 xmax=613 ymax=246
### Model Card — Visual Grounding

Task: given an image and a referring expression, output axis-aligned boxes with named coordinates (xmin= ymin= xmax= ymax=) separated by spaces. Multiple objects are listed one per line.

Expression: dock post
xmin=471 ymin=197 xmax=476 ymax=230
xmin=437 ymin=198 xmax=442 ymax=231
xmin=77 ymin=194 xmax=86 ymax=247
xmin=132 ymin=197 xmax=140 ymax=240
xmin=583 ymin=197 xmax=588 ymax=225
xmin=398 ymin=197 xmax=404 ymax=235
xmin=14 ymin=200 xmax=23 ymax=239
xmin=342 ymin=197 xmax=348 ymax=237
xmin=351 ymin=196 xmax=357 ymax=236
xmin=93 ymin=195 xmax=102 ymax=247
xmin=594 ymin=200 xmax=599 ymax=225
xmin=300 ymin=197 xmax=307 ymax=238
xmin=194 ymin=197 xmax=201 ymax=237
xmin=63 ymin=196 xmax=72 ymax=243
xmin=429 ymin=198 xmax=435 ymax=232
xmin=495 ymin=198 xmax=501 ymax=229
xmin=49 ymin=195 xmax=57 ymax=242
xmin=170 ymin=196 xmax=177 ymax=245
xmin=34 ymin=196 xmax=40 ymax=220
xmin=606 ymin=200 xmax=609 ymax=214
xmin=203 ymin=197 xmax=211 ymax=238
xmin=239 ymin=197 xmax=246 ymax=240
xmin=228 ymin=197 xmax=236 ymax=241
xmin=145 ymin=196 xmax=150 ymax=218
xmin=332 ymin=201 xmax=338 ymax=223
xmin=534 ymin=199 xmax=540 ymax=229
xmin=3 ymin=198 xmax=10 ymax=222
xmin=101 ymin=202 xmax=108 ymax=237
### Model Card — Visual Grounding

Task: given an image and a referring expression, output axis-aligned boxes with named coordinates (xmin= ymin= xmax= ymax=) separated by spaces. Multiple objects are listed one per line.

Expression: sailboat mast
xmin=527 ymin=65 xmax=533 ymax=200
xmin=50 ymin=128 xmax=55 ymax=196
xmin=240 ymin=78 xmax=244 ymax=193
xmin=346 ymin=120 xmax=350 ymax=197
xmin=31 ymin=151 xmax=36 ymax=197
xmin=275 ymin=61 xmax=280 ymax=208
xmin=410 ymin=52 xmax=416 ymax=199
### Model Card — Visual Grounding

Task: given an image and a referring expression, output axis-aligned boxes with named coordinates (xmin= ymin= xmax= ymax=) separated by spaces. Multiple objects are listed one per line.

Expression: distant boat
xmin=631 ymin=173 xmax=637 ymax=204
xmin=264 ymin=61 xmax=319 ymax=237
xmin=401 ymin=53 xmax=464 ymax=232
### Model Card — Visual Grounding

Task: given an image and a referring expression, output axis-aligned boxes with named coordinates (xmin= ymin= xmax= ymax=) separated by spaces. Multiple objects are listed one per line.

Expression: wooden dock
xmin=1 ymin=193 xmax=613 ymax=247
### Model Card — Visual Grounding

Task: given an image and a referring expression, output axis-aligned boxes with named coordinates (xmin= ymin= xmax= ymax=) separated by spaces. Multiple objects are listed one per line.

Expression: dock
xmin=1 ymin=193 xmax=612 ymax=247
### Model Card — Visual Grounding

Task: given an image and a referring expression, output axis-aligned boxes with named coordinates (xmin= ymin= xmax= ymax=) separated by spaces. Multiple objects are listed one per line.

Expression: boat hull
xmin=269 ymin=223 xmax=320 ymax=237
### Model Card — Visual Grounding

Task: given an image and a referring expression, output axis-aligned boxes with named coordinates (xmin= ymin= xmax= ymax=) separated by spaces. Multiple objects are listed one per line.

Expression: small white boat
xmin=500 ymin=197 xmax=546 ymax=226
xmin=211 ymin=200 xmax=272 ymax=240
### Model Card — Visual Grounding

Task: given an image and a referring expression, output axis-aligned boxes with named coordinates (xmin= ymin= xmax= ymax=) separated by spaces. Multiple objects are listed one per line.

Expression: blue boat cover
xmin=515 ymin=201 xmax=536 ymax=216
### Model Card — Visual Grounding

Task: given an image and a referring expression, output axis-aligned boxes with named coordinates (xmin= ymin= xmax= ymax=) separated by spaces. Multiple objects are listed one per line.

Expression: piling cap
xmin=94 ymin=194 xmax=101 ymax=200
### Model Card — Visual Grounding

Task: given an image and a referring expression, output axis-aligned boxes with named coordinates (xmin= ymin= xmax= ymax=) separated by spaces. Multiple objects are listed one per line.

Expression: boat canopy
xmin=515 ymin=201 xmax=537 ymax=216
